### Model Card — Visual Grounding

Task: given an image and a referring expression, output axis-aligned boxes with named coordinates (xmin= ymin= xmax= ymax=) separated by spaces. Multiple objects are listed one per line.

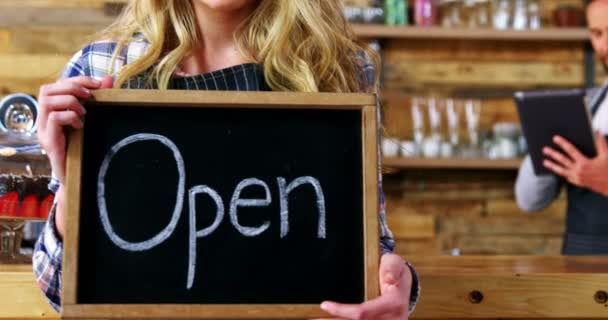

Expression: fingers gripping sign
xmin=315 ymin=254 xmax=412 ymax=320
xmin=37 ymin=75 xmax=113 ymax=239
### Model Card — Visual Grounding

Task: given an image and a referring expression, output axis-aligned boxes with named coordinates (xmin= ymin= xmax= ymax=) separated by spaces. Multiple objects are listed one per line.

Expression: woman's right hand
xmin=37 ymin=75 xmax=113 ymax=238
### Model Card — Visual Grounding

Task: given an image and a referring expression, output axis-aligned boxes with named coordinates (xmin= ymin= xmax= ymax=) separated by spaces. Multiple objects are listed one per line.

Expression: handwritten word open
xmin=96 ymin=133 xmax=327 ymax=289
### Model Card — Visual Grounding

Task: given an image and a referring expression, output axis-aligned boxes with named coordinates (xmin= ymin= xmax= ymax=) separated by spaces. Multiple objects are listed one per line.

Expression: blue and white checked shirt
xmin=33 ymin=39 xmax=420 ymax=313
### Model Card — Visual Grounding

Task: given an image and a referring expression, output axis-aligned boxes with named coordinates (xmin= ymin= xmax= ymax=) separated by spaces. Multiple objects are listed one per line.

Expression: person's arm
xmin=32 ymin=182 xmax=63 ymax=312
xmin=317 ymin=52 xmax=419 ymax=319
xmin=379 ymin=188 xmax=420 ymax=314
xmin=32 ymin=43 xmax=115 ymax=312
xmin=31 ymin=45 xmax=88 ymax=310
xmin=369 ymin=56 xmax=419 ymax=314
xmin=515 ymin=155 xmax=563 ymax=212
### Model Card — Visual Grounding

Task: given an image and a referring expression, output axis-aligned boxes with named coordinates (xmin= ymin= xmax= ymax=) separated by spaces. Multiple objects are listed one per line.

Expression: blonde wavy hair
xmin=94 ymin=0 xmax=380 ymax=93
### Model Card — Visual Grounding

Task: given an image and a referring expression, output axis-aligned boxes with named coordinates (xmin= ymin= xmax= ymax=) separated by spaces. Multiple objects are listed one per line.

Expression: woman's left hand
xmin=543 ymin=132 xmax=608 ymax=196
xmin=314 ymin=253 xmax=412 ymax=320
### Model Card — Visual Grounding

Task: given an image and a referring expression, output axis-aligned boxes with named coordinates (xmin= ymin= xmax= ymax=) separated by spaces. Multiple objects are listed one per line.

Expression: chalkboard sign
xmin=62 ymin=90 xmax=379 ymax=319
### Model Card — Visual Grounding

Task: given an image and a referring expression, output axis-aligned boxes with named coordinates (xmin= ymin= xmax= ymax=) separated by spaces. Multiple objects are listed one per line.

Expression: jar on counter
xmin=463 ymin=0 xmax=477 ymax=28
xmin=488 ymin=122 xmax=521 ymax=159
xmin=0 ymin=93 xmax=51 ymax=264
xmin=527 ymin=0 xmax=541 ymax=29
xmin=512 ymin=0 xmax=528 ymax=30
xmin=415 ymin=0 xmax=439 ymax=26
xmin=439 ymin=0 xmax=463 ymax=28
xmin=492 ymin=0 xmax=512 ymax=29
xmin=473 ymin=0 xmax=492 ymax=28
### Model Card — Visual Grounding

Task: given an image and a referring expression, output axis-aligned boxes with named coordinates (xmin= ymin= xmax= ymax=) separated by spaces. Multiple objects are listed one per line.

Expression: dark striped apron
xmin=563 ymin=86 xmax=608 ymax=254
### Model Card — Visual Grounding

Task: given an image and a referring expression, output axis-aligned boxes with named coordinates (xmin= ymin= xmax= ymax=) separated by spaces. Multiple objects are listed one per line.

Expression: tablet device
xmin=514 ymin=88 xmax=596 ymax=175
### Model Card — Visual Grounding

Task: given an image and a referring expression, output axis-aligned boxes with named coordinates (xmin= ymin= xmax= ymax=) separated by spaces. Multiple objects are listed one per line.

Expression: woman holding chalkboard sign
xmin=33 ymin=1 xmax=420 ymax=318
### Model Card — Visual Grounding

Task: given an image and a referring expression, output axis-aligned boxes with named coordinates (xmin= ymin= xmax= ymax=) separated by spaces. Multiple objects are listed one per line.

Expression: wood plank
xmin=385 ymin=198 xmax=484 ymax=218
xmin=413 ymin=274 xmax=608 ymax=318
xmin=0 ymin=28 xmax=96 ymax=54
xmin=362 ymin=104 xmax=380 ymax=300
xmin=386 ymin=214 xmax=435 ymax=239
xmin=394 ymin=239 xmax=441 ymax=256
xmin=394 ymin=189 xmax=514 ymax=201
xmin=0 ymin=0 xmax=110 ymax=8
xmin=384 ymin=61 xmax=584 ymax=88
xmin=353 ymin=25 xmax=589 ymax=41
xmin=409 ymin=255 xmax=608 ymax=274
xmin=63 ymin=127 xmax=83 ymax=306
xmin=486 ymin=198 xmax=566 ymax=217
xmin=439 ymin=216 xmax=565 ymax=236
xmin=596 ymin=63 xmax=606 ymax=86
xmin=444 ymin=235 xmax=563 ymax=255
xmin=89 ymin=90 xmax=377 ymax=108
xmin=62 ymin=304 xmax=330 ymax=319
xmin=0 ymin=268 xmax=59 ymax=319
xmin=384 ymin=39 xmax=584 ymax=62
xmin=0 ymin=7 xmax=114 ymax=27
xmin=0 ymin=54 xmax=68 ymax=80
xmin=0 ymin=78 xmax=49 ymax=97
xmin=383 ymin=157 xmax=522 ymax=170
xmin=0 ymin=31 xmax=9 ymax=54
xmin=408 ymin=255 xmax=608 ymax=319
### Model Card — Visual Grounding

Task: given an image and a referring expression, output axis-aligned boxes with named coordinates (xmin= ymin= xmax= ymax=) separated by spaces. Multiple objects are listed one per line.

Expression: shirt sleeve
xmin=514 ymin=155 xmax=562 ymax=212
xmin=359 ymin=53 xmax=421 ymax=314
xmin=32 ymin=201 xmax=63 ymax=313
xmin=31 ymin=46 xmax=92 ymax=313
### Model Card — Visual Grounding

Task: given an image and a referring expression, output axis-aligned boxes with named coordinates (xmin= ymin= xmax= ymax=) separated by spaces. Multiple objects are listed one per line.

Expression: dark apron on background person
xmin=563 ymin=85 xmax=608 ymax=254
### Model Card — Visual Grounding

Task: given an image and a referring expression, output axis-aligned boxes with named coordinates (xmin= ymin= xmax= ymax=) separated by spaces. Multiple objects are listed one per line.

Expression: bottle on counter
xmin=439 ymin=0 xmax=463 ymax=28
xmin=492 ymin=0 xmax=512 ymax=29
xmin=527 ymin=0 xmax=541 ymax=29
xmin=511 ymin=0 xmax=528 ymax=30
xmin=422 ymin=97 xmax=443 ymax=158
xmin=385 ymin=0 xmax=409 ymax=25
xmin=363 ymin=0 xmax=386 ymax=24
xmin=415 ymin=0 xmax=438 ymax=26
xmin=411 ymin=97 xmax=426 ymax=157
xmin=474 ymin=0 xmax=492 ymax=28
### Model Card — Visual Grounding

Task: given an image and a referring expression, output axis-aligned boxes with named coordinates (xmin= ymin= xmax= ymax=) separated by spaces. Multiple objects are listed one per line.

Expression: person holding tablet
xmin=515 ymin=0 xmax=608 ymax=254
xmin=32 ymin=0 xmax=420 ymax=318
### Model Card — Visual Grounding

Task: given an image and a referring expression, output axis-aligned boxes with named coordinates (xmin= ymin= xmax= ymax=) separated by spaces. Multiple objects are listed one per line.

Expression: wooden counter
xmin=3 ymin=256 xmax=608 ymax=319
xmin=0 ymin=264 xmax=58 ymax=319
xmin=409 ymin=256 xmax=608 ymax=319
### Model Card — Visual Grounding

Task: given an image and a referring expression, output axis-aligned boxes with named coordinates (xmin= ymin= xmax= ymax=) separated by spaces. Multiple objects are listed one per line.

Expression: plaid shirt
xmin=33 ymin=40 xmax=419 ymax=313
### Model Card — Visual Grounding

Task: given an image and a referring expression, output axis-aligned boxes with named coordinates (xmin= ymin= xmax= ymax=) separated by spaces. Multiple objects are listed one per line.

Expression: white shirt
xmin=592 ymin=91 xmax=608 ymax=135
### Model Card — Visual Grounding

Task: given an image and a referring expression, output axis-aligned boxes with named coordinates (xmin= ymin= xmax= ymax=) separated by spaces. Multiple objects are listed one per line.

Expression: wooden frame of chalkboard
xmin=61 ymin=90 xmax=380 ymax=319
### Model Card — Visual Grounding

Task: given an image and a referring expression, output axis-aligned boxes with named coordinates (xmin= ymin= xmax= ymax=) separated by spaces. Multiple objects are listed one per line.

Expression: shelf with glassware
xmin=381 ymin=95 xmax=525 ymax=171
xmin=346 ymin=0 xmax=588 ymax=41
xmin=352 ymin=24 xmax=589 ymax=41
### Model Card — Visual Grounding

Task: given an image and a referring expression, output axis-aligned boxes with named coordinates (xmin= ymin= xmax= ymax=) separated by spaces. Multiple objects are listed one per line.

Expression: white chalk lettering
xmin=277 ymin=176 xmax=326 ymax=239
xmin=187 ymin=185 xmax=225 ymax=289
xmin=97 ymin=133 xmax=185 ymax=251
xmin=229 ymin=178 xmax=272 ymax=237
xmin=97 ymin=134 xmax=330 ymax=290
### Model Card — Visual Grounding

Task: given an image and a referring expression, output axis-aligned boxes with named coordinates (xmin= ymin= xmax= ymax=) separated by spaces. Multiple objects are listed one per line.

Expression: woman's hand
xmin=543 ymin=132 xmax=608 ymax=196
xmin=315 ymin=253 xmax=413 ymax=320
xmin=37 ymin=75 xmax=112 ymax=183
xmin=37 ymin=75 xmax=113 ymax=238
